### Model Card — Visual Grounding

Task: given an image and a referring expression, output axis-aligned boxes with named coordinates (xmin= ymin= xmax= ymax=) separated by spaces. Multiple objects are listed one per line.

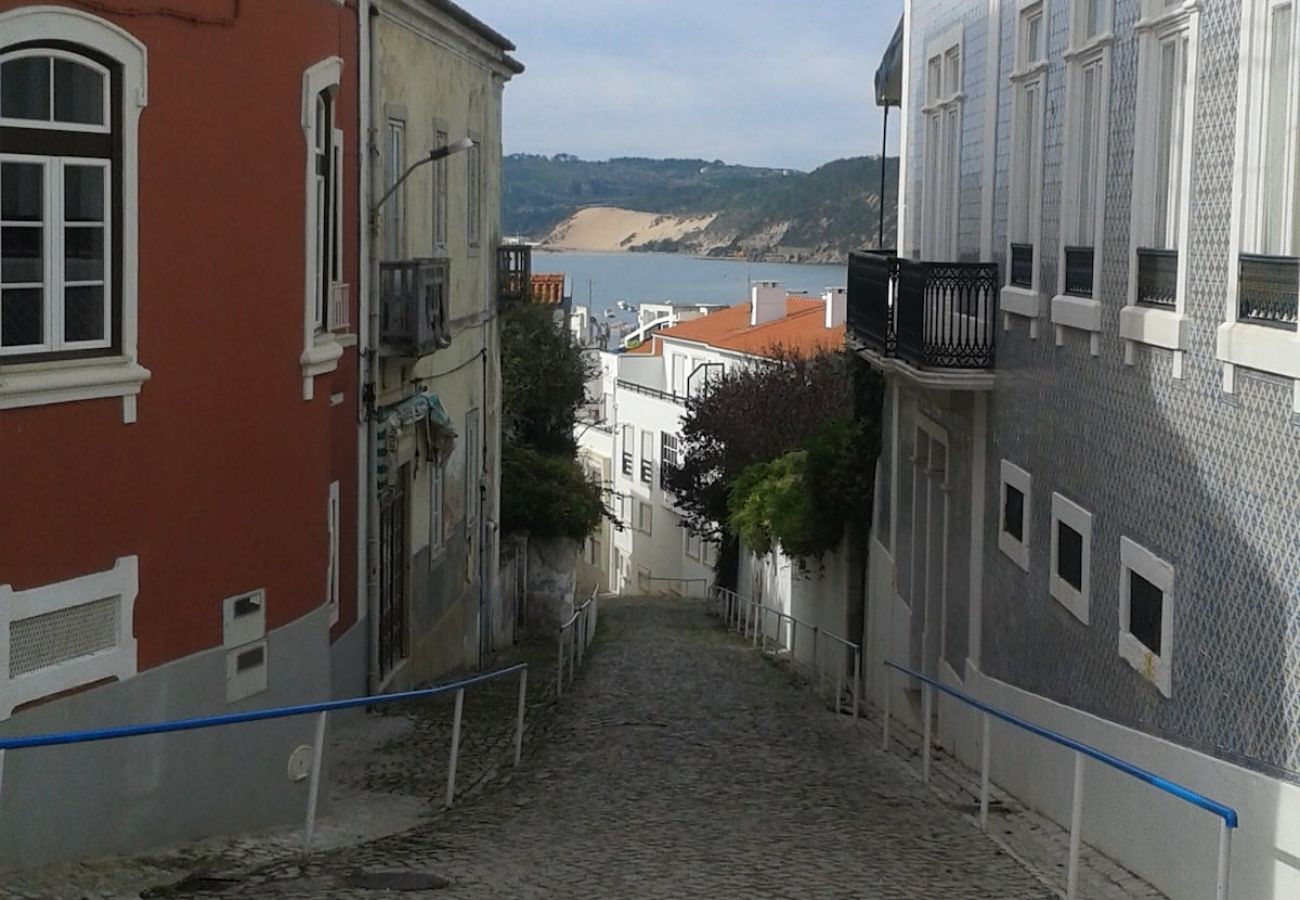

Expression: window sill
xmin=1119 ymin=304 xmax=1188 ymax=352
xmin=1001 ymin=285 xmax=1042 ymax=338
xmin=1118 ymin=632 xmax=1171 ymax=698
xmin=1051 ymin=294 xmax=1102 ymax=355
xmin=998 ymin=532 xmax=1029 ymax=573
xmin=301 ymin=334 xmax=345 ymax=401
xmin=1049 ymin=577 xmax=1089 ymax=625
xmin=1217 ymin=320 xmax=1300 ymax=413
xmin=0 ymin=356 xmax=151 ymax=423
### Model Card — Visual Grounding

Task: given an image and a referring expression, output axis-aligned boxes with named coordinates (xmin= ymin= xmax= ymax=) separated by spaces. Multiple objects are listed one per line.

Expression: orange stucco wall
xmin=0 ymin=0 xmax=361 ymax=669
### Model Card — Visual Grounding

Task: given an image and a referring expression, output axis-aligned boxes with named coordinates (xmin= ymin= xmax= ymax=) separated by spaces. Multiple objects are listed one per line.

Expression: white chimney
xmin=750 ymin=281 xmax=787 ymax=326
xmin=822 ymin=287 xmax=846 ymax=328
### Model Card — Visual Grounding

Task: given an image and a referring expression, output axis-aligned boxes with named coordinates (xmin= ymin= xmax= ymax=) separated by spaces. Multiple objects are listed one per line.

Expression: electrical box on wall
xmin=223 ymin=590 xmax=268 ymax=702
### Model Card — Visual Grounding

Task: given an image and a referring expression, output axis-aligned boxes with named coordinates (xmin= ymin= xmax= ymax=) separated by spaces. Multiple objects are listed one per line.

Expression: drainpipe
xmin=363 ymin=0 xmax=382 ymax=693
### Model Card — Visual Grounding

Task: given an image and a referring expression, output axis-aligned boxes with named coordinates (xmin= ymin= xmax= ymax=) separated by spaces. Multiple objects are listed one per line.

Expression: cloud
xmin=467 ymin=0 xmax=901 ymax=169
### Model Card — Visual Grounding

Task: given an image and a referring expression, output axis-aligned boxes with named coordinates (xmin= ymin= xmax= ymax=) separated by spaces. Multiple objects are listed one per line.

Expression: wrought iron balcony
xmin=498 ymin=245 xmax=532 ymax=310
xmin=1010 ymin=243 xmax=1034 ymax=288
xmin=847 ymin=250 xmax=998 ymax=372
xmin=1136 ymin=248 xmax=1178 ymax=308
xmin=1238 ymin=253 xmax=1299 ymax=329
xmin=1063 ymin=246 xmax=1094 ymax=298
xmin=380 ymin=258 xmax=450 ymax=357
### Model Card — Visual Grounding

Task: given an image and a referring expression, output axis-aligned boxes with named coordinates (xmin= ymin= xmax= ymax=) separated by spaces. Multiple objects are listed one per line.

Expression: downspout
xmin=363 ymin=0 xmax=382 ymax=693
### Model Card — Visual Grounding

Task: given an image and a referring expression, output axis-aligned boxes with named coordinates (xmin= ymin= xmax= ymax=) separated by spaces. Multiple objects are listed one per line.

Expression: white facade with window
xmin=920 ymin=27 xmax=963 ymax=260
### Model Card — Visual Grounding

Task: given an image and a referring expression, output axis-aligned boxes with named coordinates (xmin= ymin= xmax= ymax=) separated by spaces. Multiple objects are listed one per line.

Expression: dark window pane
xmin=0 ymin=56 xmax=50 ymax=121
xmin=1 ymin=288 xmax=43 ymax=346
xmin=64 ymin=284 xmax=104 ymax=342
xmin=53 ymin=58 xmax=104 ymax=125
xmin=2 ymin=162 xmax=44 ymax=222
xmin=1129 ymin=572 xmax=1163 ymax=655
xmin=64 ymin=226 xmax=104 ymax=282
xmin=1004 ymin=484 xmax=1025 ymax=542
xmin=1 ymin=226 xmax=43 ymax=284
xmin=1058 ymin=522 xmax=1083 ymax=591
xmin=64 ymin=166 xmax=104 ymax=222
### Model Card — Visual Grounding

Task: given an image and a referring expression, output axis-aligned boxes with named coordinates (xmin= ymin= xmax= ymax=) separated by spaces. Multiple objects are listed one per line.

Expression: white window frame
xmin=1121 ymin=0 xmax=1200 ymax=376
xmin=0 ymin=555 xmax=139 ymax=720
xmin=671 ymin=354 xmax=686 ymax=395
xmin=1003 ymin=2 xmax=1050 ymax=331
xmin=433 ymin=120 xmax=449 ymax=251
xmin=1049 ymin=493 xmax=1092 ymax=624
xmin=1118 ymin=536 xmax=1174 ymax=698
xmin=640 ymin=429 xmax=654 ymax=483
xmin=998 ymin=460 xmax=1032 ymax=572
xmin=327 ymin=480 xmax=340 ymax=625
xmin=384 ymin=112 xmax=406 ymax=261
xmin=429 ymin=456 xmax=445 ymax=558
xmin=921 ymin=26 xmax=964 ymax=261
xmin=638 ymin=500 xmax=653 ymax=536
xmin=684 ymin=527 xmax=701 ymax=561
xmin=300 ymin=57 xmax=345 ymax=400
xmin=1221 ymin=0 xmax=1300 ymax=414
xmin=467 ymin=131 xmax=481 ymax=250
xmin=1053 ymin=0 xmax=1114 ymax=354
xmin=0 ymin=7 xmax=149 ymax=423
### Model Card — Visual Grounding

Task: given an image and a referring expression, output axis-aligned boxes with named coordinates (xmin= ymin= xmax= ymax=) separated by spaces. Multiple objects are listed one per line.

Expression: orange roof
xmin=657 ymin=297 xmax=843 ymax=359
xmin=531 ymin=273 xmax=567 ymax=306
xmin=624 ymin=336 xmax=661 ymax=355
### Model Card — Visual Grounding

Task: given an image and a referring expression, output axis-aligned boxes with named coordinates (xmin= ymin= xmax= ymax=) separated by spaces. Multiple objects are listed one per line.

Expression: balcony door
xmin=378 ymin=465 xmax=409 ymax=681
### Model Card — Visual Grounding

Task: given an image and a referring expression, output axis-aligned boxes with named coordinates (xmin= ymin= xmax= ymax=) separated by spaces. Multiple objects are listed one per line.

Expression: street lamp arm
xmin=371 ymin=137 xmax=475 ymax=214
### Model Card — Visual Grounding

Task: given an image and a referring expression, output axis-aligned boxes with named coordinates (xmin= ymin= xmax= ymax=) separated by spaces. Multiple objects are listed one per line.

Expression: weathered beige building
xmin=366 ymin=0 xmax=522 ymax=689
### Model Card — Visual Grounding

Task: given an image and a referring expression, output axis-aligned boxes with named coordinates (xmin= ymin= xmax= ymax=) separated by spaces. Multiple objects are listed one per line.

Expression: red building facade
xmin=0 ymin=0 xmax=362 ymax=864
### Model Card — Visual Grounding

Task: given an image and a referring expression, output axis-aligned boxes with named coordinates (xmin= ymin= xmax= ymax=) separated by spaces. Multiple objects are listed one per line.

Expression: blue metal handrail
xmin=0 ymin=663 xmax=528 ymax=752
xmin=883 ymin=660 xmax=1237 ymax=828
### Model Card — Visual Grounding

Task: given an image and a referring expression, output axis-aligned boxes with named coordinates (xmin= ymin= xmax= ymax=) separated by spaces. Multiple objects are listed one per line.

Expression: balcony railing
xmin=380 ymin=258 xmax=450 ymax=356
xmin=329 ymin=282 xmax=351 ymax=332
xmin=616 ymin=378 xmax=682 ymax=404
xmin=1136 ymin=248 xmax=1178 ymax=308
xmin=1063 ymin=246 xmax=1094 ymax=298
xmin=1009 ymin=243 xmax=1034 ymax=288
xmin=847 ymin=251 xmax=998 ymax=371
xmin=846 ymin=250 xmax=897 ymax=356
xmin=498 ymin=245 xmax=532 ymax=310
xmin=1238 ymin=253 xmax=1299 ymax=329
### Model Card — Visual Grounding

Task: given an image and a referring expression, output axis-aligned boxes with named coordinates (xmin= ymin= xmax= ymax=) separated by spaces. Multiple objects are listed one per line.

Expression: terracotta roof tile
xmin=657 ymin=296 xmax=843 ymax=359
xmin=531 ymin=273 xmax=567 ymax=305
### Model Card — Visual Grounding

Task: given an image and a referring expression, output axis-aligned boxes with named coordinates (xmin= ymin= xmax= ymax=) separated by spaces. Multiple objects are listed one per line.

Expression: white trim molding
xmin=300 ymin=56 xmax=344 ymax=401
xmin=1005 ymin=0 xmax=1050 ymax=330
xmin=0 ymin=556 xmax=139 ymax=720
xmin=1118 ymin=536 xmax=1174 ymax=698
xmin=921 ymin=25 xmax=965 ymax=261
xmin=998 ymin=459 xmax=1032 ymax=572
xmin=1049 ymin=492 xmax=1092 ymax=624
xmin=1124 ymin=0 xmax=1201 ymax=378
xmin=0 ymin=6 xmax=149 ymax=423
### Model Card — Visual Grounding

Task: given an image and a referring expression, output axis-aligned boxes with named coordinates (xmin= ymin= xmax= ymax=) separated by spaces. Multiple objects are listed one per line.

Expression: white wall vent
xmin=0 ymin=557 xmax=139 ymax=721
xmin=223 ymin=589 xmax=268 ymax=702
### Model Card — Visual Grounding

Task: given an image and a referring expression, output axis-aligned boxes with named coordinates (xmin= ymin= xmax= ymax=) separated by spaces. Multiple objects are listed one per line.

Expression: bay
xmin=532 ymin=251 xmax=846 ymax=329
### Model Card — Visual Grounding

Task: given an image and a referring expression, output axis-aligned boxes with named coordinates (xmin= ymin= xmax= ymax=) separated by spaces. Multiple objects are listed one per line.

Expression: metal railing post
xmin=882 ymin=667 xmax=892 ymax=751
xmin=752 ymin=604 xmax=760 ymax=648
xmin=1067 ymin=751 xmax=1085 ymax=900
xmin=852 ymin=648 xmax=861 ymax=720
xmin=1217 ymin=818 xmax=1232 ymax=900
xmin=921 ymin=683 xmax=932 ymax=784
xmin=979 ymin=712 xmax=991 ymax=832
xmin=578 ymin=611 xmax=586 ymax=668
xmin=812 ymin=626 xmax=820 ymax=691
xmin=570 ymin=620 xmax=578 ymax=679
xmin=834 ymin=645 xmax=843 ymax=715
xmin=445 ymin=688 xmax=464 ymax=808
xmin=789 ymin=617 xmax=797 ymax=663
xmin=513 ymin=668 xmax=528 ymax=767
xmin=301 ymin=710 xmax=328 ymax=856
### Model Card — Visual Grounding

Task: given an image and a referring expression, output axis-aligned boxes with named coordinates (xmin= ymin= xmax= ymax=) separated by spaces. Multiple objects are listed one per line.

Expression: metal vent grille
xmin=9 ymin=596 xmax=120 ymax=678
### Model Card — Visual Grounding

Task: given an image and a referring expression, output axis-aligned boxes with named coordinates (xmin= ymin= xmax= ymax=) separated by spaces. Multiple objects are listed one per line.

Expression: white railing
xmin=556 ymin=587 xmax=599 ymax=699
xmin=329 ymin=281 xmax=350 ymax=332
xmin=709 ymin=585 xmax=862 ymax=720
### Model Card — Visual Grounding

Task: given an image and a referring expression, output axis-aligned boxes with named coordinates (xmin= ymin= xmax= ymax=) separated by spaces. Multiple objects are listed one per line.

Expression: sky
xmin=465 ymin=0 xmax=902 ymax=172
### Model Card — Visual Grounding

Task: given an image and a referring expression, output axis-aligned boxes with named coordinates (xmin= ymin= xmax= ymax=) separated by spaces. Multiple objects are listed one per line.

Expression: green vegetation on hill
xmin=502 ymin=154 xmax=898 ymax=263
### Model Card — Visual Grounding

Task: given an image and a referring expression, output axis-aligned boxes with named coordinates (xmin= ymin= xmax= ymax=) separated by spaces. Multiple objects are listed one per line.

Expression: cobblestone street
xmin=211 ymin=596 xmax=1080 ymax=899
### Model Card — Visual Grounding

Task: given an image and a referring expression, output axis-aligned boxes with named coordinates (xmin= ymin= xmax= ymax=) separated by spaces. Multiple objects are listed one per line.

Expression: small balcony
xmin=329 ymin=282 xmax=351 ymax=333
xmin=380 ymin=258 xmax=450 ymax=357
xmin=498 ymin=245 xmax=532 ymax=310
xmin=1063 ymin=246 xmax=1094 ymax=298
xmin=847 ymin=251 xmax=999 ymax=387
xmin=1136 ymin=248 xmax=1178 ymax=308
xmin=1010 ymin=243 xmax=1034 ymax=288
xmin=1238 ymin=253 xmax=1299 ymax=329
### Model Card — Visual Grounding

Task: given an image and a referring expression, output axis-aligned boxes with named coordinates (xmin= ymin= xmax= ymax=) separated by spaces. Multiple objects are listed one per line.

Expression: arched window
xmin=1 ymin=45 xmax=119 ymax=358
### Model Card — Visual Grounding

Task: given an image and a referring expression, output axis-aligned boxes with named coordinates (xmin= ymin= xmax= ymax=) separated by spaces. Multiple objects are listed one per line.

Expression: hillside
xmin=502 ymin=154 xmax=898 ymax=264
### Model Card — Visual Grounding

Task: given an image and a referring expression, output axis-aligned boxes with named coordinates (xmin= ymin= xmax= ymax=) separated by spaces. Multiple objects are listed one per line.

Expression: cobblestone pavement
xmin=5 ymin=596 xmax=1165 ymax=899
xmin=206 ymin=596 xmax=1130 ymax=899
